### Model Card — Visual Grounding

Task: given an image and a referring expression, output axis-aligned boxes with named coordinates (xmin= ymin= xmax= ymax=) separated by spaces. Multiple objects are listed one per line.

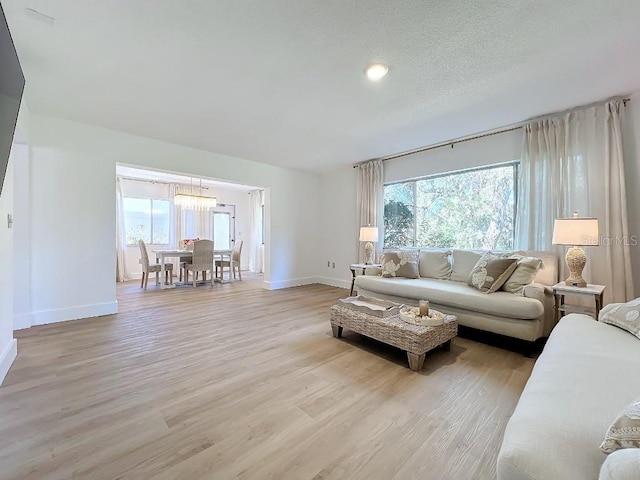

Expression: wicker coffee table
xmin=329 ymin=303 xmax=458 ymax=371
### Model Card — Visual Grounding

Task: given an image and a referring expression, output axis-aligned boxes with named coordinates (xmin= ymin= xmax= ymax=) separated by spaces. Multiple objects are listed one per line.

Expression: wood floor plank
xmin=0 ymin=274 xmax=534 ymax=479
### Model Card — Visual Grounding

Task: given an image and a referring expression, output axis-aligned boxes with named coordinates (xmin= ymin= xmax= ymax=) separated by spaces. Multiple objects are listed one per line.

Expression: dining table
xmin=153 ymin=248 xmax=233 ymax=289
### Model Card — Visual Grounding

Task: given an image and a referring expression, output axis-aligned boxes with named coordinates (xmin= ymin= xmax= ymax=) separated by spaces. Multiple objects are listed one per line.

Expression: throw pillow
xmin=599 ymin=299 xmax=640 ymax=340
xmin=418 ymin=249 xmax=451 ymax=279
xmin=450 ymin=250 xmax=483 ymax=283
xmin=467 ymin=253 xmax=518 ymax=294
xmin=380 ymin=251 xmax=419 ymax=279
xmin=501 ymin=256 xmax=544 ymax=295
xmin=600 ymin=398 xmax=640 ymax=454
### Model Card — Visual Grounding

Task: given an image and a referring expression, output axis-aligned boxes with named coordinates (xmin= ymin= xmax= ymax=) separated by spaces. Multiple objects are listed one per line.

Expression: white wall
xmin=120 ymin=178 xmax=253 ymax=277
xmin=0 ymin=150 xmax=16 ymax=384
xmin=384 ymin=130 xmax=522 ymax=184
xmin=319 ymin=131 xmax=522 ymax=289
xmin=318 ymin=166 xmax=358 ymax=289
xmin=12 ymin=143 xmax=31 ymax=330
xmin=20 ymin=113 xmax=319 ymax=326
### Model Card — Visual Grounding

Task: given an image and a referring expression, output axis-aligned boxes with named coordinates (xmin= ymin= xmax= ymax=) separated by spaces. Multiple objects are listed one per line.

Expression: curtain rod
xmin=118 ymin=175 xmax=210 ymax=190
xmin=352 ymin=96 xmax=631 ymax=168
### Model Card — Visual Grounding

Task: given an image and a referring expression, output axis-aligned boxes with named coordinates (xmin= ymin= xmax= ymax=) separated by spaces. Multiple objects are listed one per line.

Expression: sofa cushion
xmin=380 ymin=250 xmax=419 ymax=278
xmin=450 ymin=250 xmax=483 ymax=283
xmin=599 ymin=299 xmax=640 ymax=340
xmin=601 ymin=398 xmax=640 ymax=453
xmin=418 ymin=249 xmax=451 ymax=279
xmin=355 ymin=275 xmax=544 ymax=319
xmin=502 ymin=256 xmax=544 ymax=294
xmin=468 ymin=253 xmax=518 ymax=293
xmin=497 ymin=314 xmax=640 ymax=480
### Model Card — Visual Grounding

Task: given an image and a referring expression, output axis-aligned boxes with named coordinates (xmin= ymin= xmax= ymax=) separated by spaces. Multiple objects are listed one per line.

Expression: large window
xmin=384 ymin=162 xmax=517 ymax=250
xmin=123 ymin=197 xmax=170 ymax=245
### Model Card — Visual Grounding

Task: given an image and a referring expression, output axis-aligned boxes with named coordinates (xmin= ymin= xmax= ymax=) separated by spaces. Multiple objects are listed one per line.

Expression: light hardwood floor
xmin=0 ymin=275 xmax=534 ymax=479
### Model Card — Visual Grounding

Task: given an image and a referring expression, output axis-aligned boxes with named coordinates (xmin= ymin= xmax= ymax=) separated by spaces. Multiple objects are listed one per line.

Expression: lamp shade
xmin=359 ymin=226 xmax=379 ymax=242
xmin=552 ymin=217 xmax=599 ymax=246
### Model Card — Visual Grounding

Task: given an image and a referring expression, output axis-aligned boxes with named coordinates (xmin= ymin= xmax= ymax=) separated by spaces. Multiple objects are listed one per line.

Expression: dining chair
xmin=215 ymin=240 xmax=243 ymax=281
xmin=179 ymin=240 xmax=194 ymax=282
xmin=138 ymin=239 xmax=173 ymax=290
xmin=185 ymin=239 xmax=215 ymax=287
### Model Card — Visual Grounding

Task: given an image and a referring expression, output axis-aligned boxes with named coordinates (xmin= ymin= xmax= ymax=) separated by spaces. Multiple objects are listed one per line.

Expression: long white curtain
xmin=356 ymin=160 xmax=384 ymax=263
xmin=116 ymin=177 xmax=132 ymax=282
xmin=249 ymin=190 xmax=264 ymax=273
xmin=515 ymin=100 xmax=634 ymax=302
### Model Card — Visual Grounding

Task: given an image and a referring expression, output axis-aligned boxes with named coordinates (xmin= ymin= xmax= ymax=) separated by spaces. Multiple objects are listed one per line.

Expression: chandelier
xmin=174 ymin=178 xmax=217 ymax=211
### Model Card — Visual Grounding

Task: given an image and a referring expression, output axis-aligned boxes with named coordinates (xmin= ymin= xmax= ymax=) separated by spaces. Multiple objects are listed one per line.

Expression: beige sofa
xmin=354 ymin=249 xmax=558 ymax=344
xmin=498 ymin=313 xmax=640 ymax=479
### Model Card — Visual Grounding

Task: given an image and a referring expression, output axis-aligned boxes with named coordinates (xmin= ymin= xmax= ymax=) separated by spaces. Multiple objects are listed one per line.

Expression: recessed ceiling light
xmin=365 ymin=63 xmax=389 ymax=81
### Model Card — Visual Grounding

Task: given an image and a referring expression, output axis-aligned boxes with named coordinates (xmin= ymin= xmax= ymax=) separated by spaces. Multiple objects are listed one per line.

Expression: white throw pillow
xmin=418 ymin=249 xmax=451 ymax=279
xmin=450 ymin=250 xmax=483 ymax=283
xmin=599 ymin=300 xmax=640 ymax=340
xmin=501 ymin=256 xmax=544 ymax=295
xmin=600 ymin=398 xmax=640 ymax=454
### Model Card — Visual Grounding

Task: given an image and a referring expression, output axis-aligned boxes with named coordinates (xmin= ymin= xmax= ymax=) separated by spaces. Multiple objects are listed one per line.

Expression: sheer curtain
xmin=356 ymin=160 xmax=384 ymax=263
xmin=248 ymin=190 xmax=263 ymax=273
xmin=515 ymin=100 xmax=634 ymax=302
xmin=116 ymin=177 xmax=132 ymax=282
xmin=169 ymin=183 xmax=212 ymax=244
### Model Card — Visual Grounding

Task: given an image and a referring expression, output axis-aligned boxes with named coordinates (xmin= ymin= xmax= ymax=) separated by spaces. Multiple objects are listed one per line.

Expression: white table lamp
xmin=359 ymin=226 xmax=379 ymax=265
xmin=552 ymin=214 xmax=599 ymax=287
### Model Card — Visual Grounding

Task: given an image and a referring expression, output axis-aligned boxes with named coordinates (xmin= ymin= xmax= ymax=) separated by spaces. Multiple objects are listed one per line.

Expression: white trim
xmin=316 ymin=276 xmax=351 ymax=290
xmin=13 ymin=313 xmax=32 ymax=331
xmin=264 ymin=277 xmax=318 ymax=290
xmin=31 ymin=301 xmax=118 ymax=326
xmin=0 ymin=339 xmax=17 ymax=385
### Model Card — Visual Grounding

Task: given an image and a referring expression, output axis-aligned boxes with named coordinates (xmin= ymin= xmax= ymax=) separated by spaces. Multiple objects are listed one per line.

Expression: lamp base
xmin=364 ymin=242 xmax=374 ymax=265
xmin=565 ymin=246 xmax=587 ymax=288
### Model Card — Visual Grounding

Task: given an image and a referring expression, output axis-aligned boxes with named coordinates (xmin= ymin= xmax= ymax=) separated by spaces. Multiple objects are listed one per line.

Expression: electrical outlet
xmin=332 ymin=262 xmax=335 ymax=268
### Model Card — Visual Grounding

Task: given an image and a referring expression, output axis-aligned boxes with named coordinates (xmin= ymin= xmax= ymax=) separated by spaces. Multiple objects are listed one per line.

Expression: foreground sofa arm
xmin=522 ymin=282 xmax=556 ymax=337
xmin=599 ymin=449 xmax=640 ymax=480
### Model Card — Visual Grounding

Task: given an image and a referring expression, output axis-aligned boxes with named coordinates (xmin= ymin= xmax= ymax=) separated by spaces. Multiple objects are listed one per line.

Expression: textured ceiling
xmin=3 ymin=0 xmax=640 ymax=173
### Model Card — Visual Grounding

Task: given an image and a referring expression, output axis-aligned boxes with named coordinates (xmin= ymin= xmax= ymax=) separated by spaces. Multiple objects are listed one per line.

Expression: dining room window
xmin=123 ymin=197 xmax=170 ymax=245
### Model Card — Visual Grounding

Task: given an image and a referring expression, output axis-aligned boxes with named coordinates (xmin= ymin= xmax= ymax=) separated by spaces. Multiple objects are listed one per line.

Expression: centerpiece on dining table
xmin=399 ymin=300 xmax=445 ymax=326
xmin=181 ymin=238 xmax=199 ymax=250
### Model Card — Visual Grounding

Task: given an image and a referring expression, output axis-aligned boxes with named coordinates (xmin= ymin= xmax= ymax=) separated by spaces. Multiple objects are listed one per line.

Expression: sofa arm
xmin=599 ymin=449 xmax=640 ymax=480
xmin=522 ymin=282 xmax=556 ymax=337
xmin=522 ymin=282 xmax=553 ymax=298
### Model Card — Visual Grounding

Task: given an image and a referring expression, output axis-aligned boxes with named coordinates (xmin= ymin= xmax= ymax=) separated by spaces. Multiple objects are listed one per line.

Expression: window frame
xmin=123 ymin=196 xmax=170 ymax=246
xmin=383 ymin=160 xmax=519 ymax=250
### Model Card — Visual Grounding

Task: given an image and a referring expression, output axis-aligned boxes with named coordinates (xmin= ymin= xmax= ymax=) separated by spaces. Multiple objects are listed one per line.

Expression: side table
xmin=349 ymin=263 xmax=381 ymax=296
xmin=552 ymin=282 xmax=606 ymax=322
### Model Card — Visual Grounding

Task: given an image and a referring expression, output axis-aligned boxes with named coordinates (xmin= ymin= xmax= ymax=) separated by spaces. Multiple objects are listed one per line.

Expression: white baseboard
xmin=31 ymin=301 xmax=118 ymax=326
xmin=0 ymin=339 xmax=17 ymax=385
xmin=264 ymin=276 xmax=352 ymax=291
xmin=13 ymin=312 xmax=32 ymax=331
xmin=316 ymin=276 xmax=351 ymax=290
xmin=264 ymin=277 xmax=318 ymax=290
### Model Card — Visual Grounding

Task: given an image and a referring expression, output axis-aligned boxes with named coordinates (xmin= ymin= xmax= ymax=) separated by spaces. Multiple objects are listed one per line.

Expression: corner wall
xmin=318 ymin=131 xmax=522 ymax=289
xmin=23 ymin=113 xmax=320 ymax=326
